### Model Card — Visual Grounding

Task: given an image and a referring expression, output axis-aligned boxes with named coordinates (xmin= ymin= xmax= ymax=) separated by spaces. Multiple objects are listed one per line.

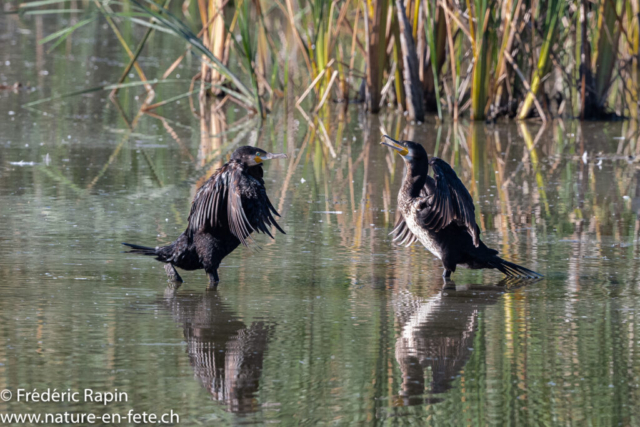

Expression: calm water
xmin=2 ymin=13 xmax=640 ymax=426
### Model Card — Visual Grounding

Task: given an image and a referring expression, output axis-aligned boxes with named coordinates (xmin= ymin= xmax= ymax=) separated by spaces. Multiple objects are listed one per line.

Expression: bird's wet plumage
xmin=186 ymin=158 xmax=284 ymax=246
xmin=421 ymin=158 xmax=479 ymax=247
xmin=382 ymin=136 xmax=541 ymax=279
xmin=123 ymin=146 xmax=286 ymax=287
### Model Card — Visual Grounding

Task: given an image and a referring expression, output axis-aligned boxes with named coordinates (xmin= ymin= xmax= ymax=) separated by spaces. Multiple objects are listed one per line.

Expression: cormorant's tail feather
xmin=490 ymin=258 xmax=542 ymax=279
xmin=122 ymin=243 xmax=157 ymax=256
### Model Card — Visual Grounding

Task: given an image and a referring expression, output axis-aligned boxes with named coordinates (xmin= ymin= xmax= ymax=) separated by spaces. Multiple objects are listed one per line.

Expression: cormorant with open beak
xmin=382 ymin=136 xmax=541 ymax=279
xmin=124 ymin=146 xmax=287 ymax=287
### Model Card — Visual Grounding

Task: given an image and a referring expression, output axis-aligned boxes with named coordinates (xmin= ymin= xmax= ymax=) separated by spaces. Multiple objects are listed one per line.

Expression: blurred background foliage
xmin=5 ymin=0 xmax=640 ymax=122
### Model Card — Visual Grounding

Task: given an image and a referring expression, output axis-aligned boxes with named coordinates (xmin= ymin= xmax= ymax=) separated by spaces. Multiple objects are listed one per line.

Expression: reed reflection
xmin=197 ymin=99 xmax=226 ymax=188
xmin=393 ymin=280 xmax=523 ymax=405
xmin=163 ymin=288 xmax=274 ymax=413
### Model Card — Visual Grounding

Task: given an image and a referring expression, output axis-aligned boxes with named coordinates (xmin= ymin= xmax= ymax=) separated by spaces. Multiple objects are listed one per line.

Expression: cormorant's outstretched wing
xmin=421 ymin=157 xmax=479 ymax=247
xmin=390 ymin=216 xmax=418 ymax=247
xmin=227 ymin=173 xmax=286 ymax=247
xmin=390 ymin=185 xmax=429 ymax=247
xmin=187 ymin=163 xmax=285 ymax=247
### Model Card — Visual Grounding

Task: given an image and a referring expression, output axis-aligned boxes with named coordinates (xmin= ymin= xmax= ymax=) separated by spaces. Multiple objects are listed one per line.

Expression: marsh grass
xmin=21 ymin=0 xmax=640 ymax=121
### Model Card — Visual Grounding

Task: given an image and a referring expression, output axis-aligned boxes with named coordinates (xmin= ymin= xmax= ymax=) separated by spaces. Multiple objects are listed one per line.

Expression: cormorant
xmin=393 ymin=283 xmax=503 ymax=405
xmin=162 ymin=289 xmax=273 ymax=413
xmin=123 ymin=146 xmax=287 ymax=287
xmin=381 ymin=136 xmax=541 ymax=279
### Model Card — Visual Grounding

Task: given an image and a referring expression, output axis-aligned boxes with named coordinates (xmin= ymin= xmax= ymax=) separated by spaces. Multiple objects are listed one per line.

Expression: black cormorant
xmin=123 ymin=146 xmax=287 ymax=287
xmin=381 ymin=136 xmax=541 ymax=279
xmin=162 ymin=289 xmax=273 ymax=412
xmin=394 ymin=282 xmax=503 ymax=405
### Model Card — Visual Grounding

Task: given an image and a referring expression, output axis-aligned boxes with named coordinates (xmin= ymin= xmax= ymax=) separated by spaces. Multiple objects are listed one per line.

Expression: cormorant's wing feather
xmin=227 ymin=173 xmax=256 ymax=247
xmin=186 ymin=162 xmax=285 ymax=247
xmin=187 ymin=165 xmax=228 ymax=235
xmin=390 ymin=217 xmax=418 ymax=247
xmin=421 ymin=157 xmax=479 ymax=247
xmin=390 ymin=186 xmax=430 ymax=247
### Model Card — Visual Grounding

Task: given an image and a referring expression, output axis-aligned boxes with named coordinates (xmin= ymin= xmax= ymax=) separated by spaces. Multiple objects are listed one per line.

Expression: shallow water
xmin=2 ymin=14 xmax=640 ymax=426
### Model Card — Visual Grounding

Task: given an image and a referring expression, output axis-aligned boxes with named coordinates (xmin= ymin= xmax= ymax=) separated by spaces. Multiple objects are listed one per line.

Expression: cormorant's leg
xmin=441 ymin=276 xmax=456 ymax=290
xmin=164 ymin=283 xmax=180 ymax=297
xmin=441 ymin=269 xmax=454 ymax=289
xmin=207 ymin=270 xmax=220 ymax=289
xmin=164 ymin=263 xmax=183 ymax=283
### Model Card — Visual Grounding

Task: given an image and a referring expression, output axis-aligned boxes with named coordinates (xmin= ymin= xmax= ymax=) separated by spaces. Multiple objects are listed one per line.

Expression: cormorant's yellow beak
xmin=381 ymin=135 xmax=409 ymax=157
xmin=255 ymin=152 xmax=288 ymax=164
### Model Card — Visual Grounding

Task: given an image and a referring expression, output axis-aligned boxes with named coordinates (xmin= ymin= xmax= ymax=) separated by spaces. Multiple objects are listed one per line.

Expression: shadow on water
xmin=161 ymin=286 xmax=274 ymax=415
xmin=392 ymin=278 xmax=533 ymax=406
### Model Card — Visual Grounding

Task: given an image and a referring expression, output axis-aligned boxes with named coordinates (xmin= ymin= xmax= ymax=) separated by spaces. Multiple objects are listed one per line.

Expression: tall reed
xmin=364 ymin=0 xmax=389 ymax=113
xmin=517 ymin=0 xmax=564 ymax=119
xmin=29 ymin=0 xmax=640 ymax=121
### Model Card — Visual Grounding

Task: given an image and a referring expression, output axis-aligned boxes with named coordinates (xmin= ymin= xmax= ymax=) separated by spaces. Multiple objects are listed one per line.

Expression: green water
xmin=2 ymin=14 xmax=640 ymax=426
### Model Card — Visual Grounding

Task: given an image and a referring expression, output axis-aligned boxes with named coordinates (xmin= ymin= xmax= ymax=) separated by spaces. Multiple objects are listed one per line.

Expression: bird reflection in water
xmin=163 ymin=286 xmax=273 ymax=414
xmin=393 ymin=278 xmax=529 ymax=406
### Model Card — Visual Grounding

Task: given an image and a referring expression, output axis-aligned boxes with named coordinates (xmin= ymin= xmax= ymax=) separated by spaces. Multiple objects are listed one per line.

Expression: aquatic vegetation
xmin=15 ymin=0 xmax=640 ymax=120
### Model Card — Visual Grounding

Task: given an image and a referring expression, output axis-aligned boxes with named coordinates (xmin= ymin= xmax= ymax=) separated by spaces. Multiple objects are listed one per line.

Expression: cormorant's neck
xmin=401 ymin=159 xmax=428 ymax=198
xmin=248 ymin=165 xmax=264 ymax=181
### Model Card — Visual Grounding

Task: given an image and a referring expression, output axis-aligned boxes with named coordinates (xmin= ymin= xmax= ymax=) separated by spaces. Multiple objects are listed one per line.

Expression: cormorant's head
xmin=231 ymin=146 xmax=287 ymax=167
xmin=380 ymin=136 xmax=428 ymax=163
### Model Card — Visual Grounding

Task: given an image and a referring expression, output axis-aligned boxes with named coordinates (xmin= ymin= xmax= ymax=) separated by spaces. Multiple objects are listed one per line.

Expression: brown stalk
xmin=443 ymin=0 xmax=458 ymax=120
xmin=395 ymin=0 xmax=424 ymax=121
xmin=342 ymin=17 xmax=367 ymax=56
xmin=296 ymin=105 xmax=337 ymax=158
xmin=439 ymin=0 xmax=473 ymax=43
xmin=504 ymin=52 xmax=547 ymax=122
xmin=363 ymin=0 xmax=390 ymax=113
xmin=93 ymin=0 xmax=152 ymax=93
xmin=277 ymin=131 xmax=309 ymax=214
xmin=329 ymin=0 xmax=352 ymax=53
xmin=314 ymin=70 xmax=339 ymax=113
xmin=110 ymin=0 xmax=174 ymax=98
xmin=88 ymin=92 xmax=155 ymax=191
xmin=296 ymin=59 xmax=336 ymax=106
xmin=493 ymin=0 xmax=523 ymax=112
xmin=284 ymin=0 xmax=314 ymax=74
xmin=189 ymin=72 xmax=203 ymax=118
xmin=154 ymin=0 xmax=228 ymax=93
xmin=579 ymin=0 xmax=591 ymax=120
xmin=144 ymin=111 xmax=196 ymax=162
